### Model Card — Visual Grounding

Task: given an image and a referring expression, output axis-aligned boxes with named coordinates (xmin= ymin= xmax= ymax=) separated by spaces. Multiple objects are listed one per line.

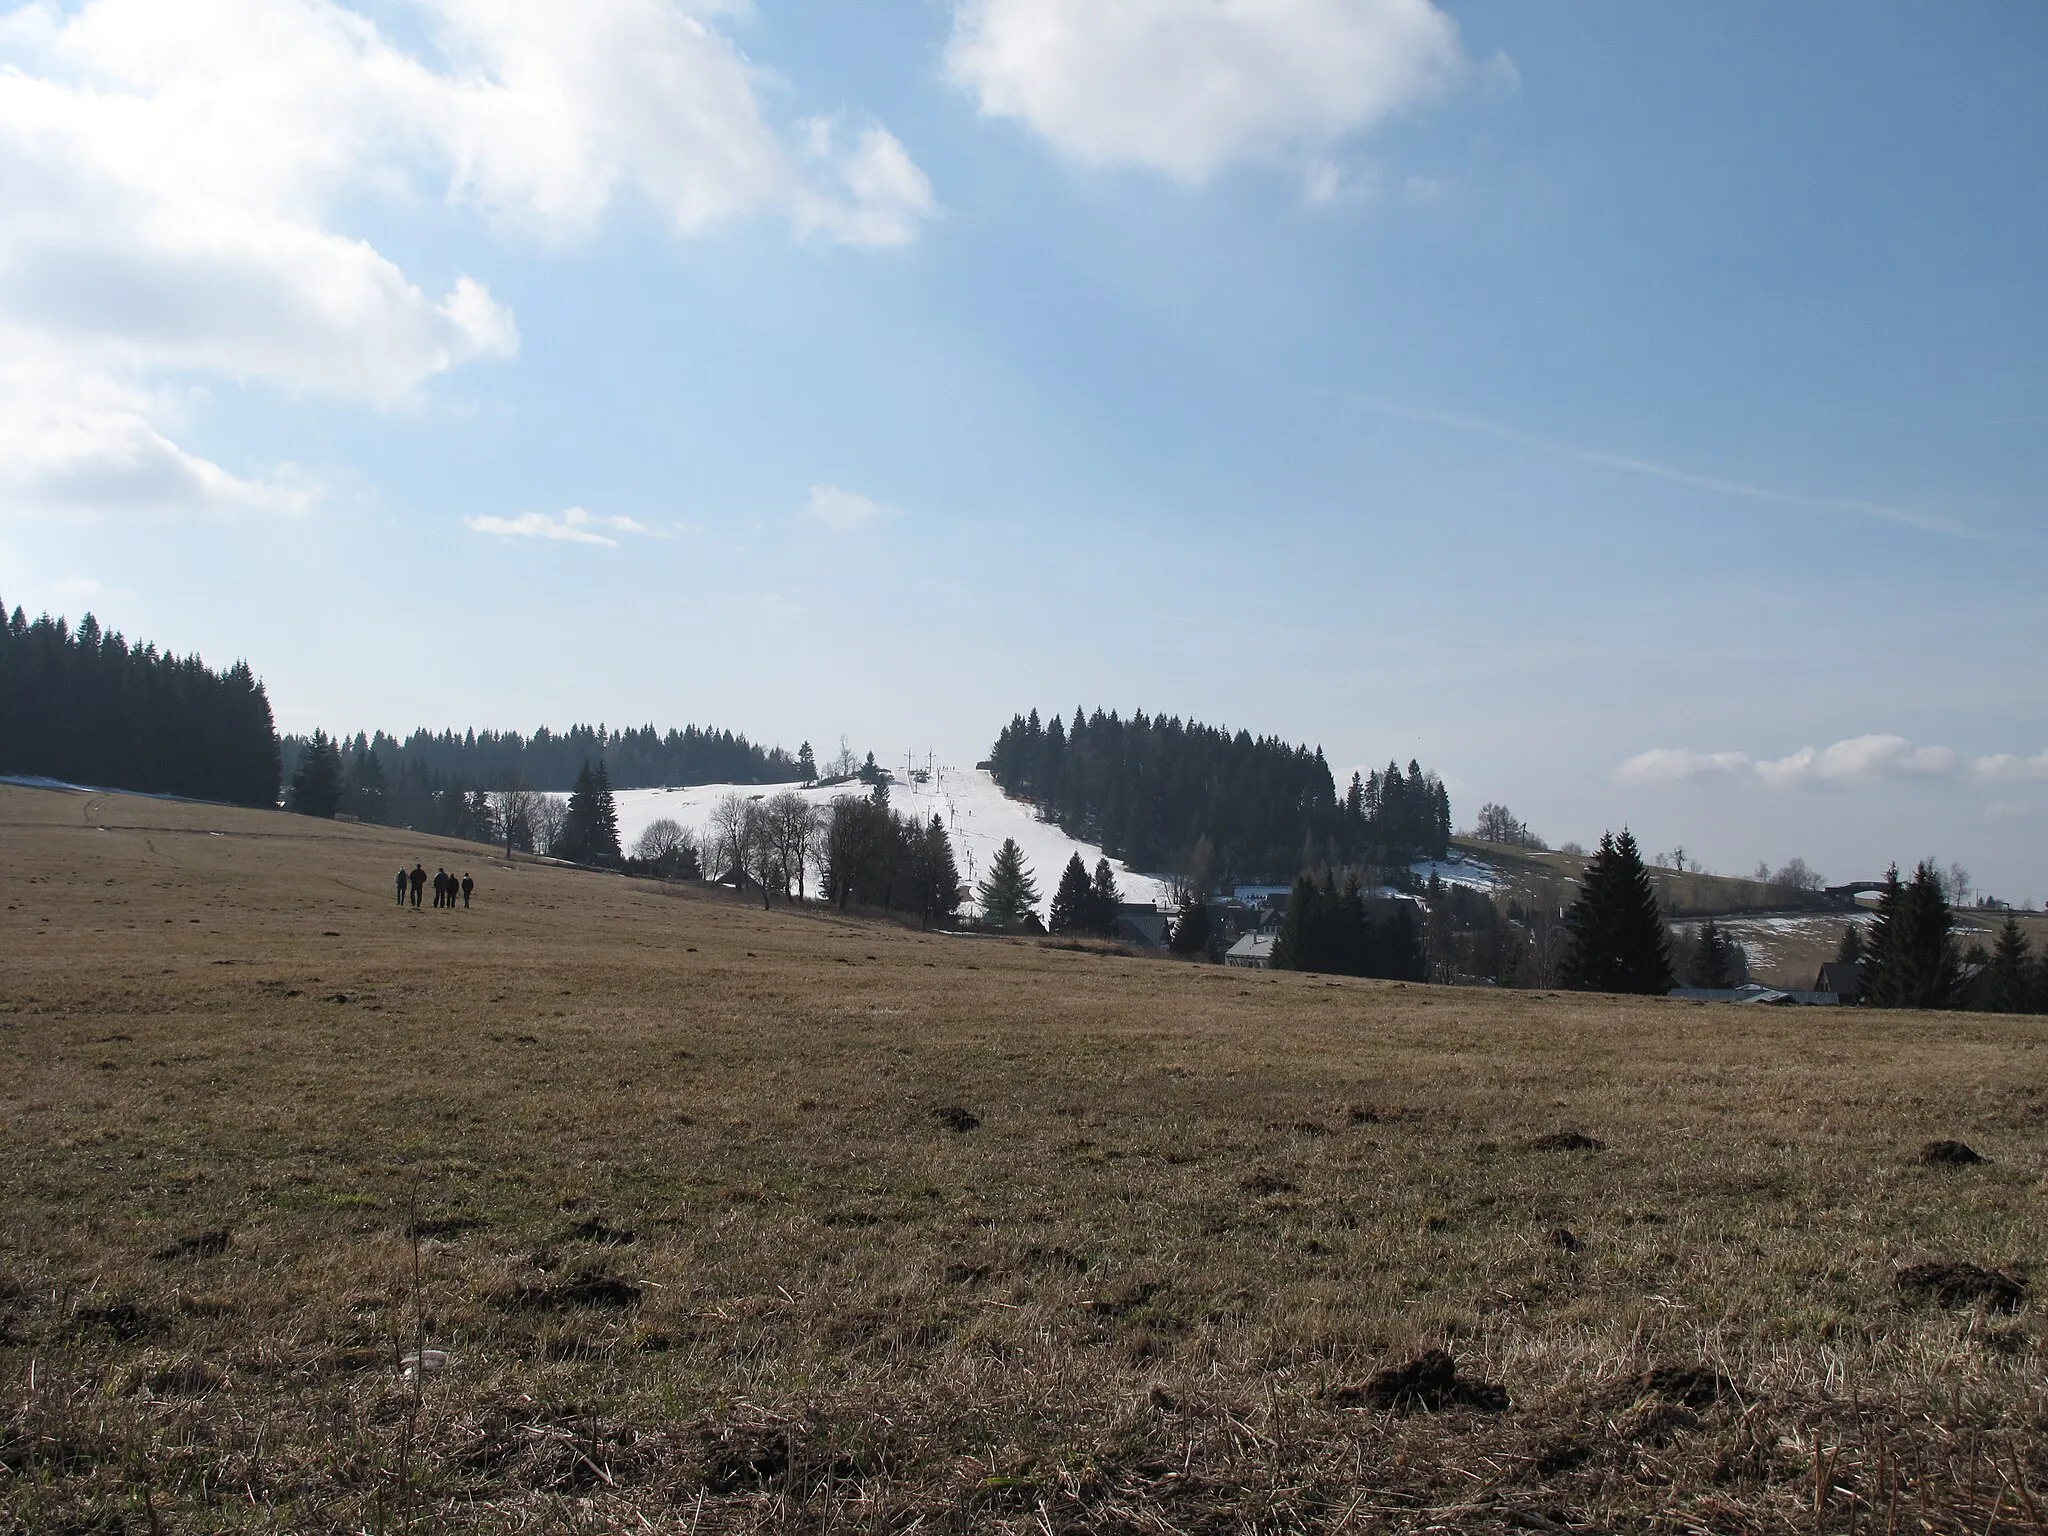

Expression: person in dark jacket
xmin=460 ymin=873 xmax=474 ymax=908
xmin=409 ymin=864 xmax=426 ymax=908
xmin=395 ymin=868 xmax=407 ymax=906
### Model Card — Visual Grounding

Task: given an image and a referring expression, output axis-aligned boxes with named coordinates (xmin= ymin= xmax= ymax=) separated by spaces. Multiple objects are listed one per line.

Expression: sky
xmin=2 ymin=1 xmax=2045 ymax=900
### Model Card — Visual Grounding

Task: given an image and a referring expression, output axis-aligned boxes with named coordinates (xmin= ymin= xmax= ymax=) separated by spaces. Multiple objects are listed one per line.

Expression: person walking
xmin=395 ymin=868 xmax=407 ymax=906
xmin=433 ymin=869 xmax=447 ymax=909
xmin=409 ymin=863 xmax=426 ymax=908
xmin=460 ymin=872 xmax=474 ymax=909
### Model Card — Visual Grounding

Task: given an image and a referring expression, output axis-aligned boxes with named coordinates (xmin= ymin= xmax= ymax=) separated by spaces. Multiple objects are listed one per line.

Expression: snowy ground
xmin=1409 ymin=856 xmax=1504 ymax=892
xmin=568 ymin=766 xmax=1172 ymax=920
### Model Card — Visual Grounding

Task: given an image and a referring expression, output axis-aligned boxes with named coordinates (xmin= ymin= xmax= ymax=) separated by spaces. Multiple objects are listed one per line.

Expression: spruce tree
xmin=1559 ymin=829 xmax=1673 ymax=995
xmin=1836 ymin=923 xmax=1865 ymax=964
xmin=1048 ymin=854 xmax=1093 ymax=934
xmin=1689 ymin=919 xmax=1736 ymax=988
xmin=590 ymin=759 xmax=622 ymax=866
xmin=976 ymin=838 xmax=1040 ymax=929
xmin=920 ymin=816 xmax=962 ymax=928
xmin=1171 ymin=897 xmax=1211 ymax=957
xmin=288 ymin=729 xmax=343 ymax=818
xmin=1273 ymin=874 xmax=1323 ymax=971
xmin=344 ymin=740 xmax=388 ymax=823
xmin=1862 ymin=861 xmax=1958 ymax=1009
xmin=1089 ymin=858 xmax=1123 ymax=936
xmin=1986 ymin=917 xmax=2035 ymax=1013
xmin=559 ymin=759 xmax=599 ymax=864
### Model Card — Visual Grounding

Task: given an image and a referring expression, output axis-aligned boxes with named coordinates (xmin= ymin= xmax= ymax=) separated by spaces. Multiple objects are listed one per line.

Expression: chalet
xmin=1224 ymin=932 xmax=1276 ymax=969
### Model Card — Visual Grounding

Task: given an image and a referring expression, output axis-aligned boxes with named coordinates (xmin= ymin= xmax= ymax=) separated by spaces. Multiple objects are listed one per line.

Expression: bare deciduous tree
xmin=763 ymin=790 xmax=820 ymax=902
xmin=631 ymin=817 xmax=699 ymax=879
xmin=741 ymin=799 xmax=780 ymax=907
xmin=528 ymin=794 xmax=567 ymax=857
xmin=1771 ymin=857 xmax=1823 ymax=892
xmin=709 ymin=793 xmax=752 ymax=887
xmin=490 ymin=787 xmax=542 ymax=856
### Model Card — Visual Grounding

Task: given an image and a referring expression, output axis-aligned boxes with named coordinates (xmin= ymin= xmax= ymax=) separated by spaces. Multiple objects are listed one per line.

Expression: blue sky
xmin=2 ymin=1 xmax=2044 ymax=899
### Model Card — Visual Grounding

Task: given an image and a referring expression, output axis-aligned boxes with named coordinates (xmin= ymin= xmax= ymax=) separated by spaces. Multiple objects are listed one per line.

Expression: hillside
xmin=3 ymin=781 xmax=2044 ymax=1532
xmin=601 ymin=764 xmax=1174 ymax=915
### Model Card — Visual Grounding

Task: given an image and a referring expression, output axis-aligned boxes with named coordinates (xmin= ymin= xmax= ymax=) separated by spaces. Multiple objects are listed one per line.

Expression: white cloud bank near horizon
xmin=1618 ymin=734 xmax=2048 ymax=788
xmin=0 ymin=0 xmax=933 ymax=521
xmin=945 ymin=0 xmax=1470 ymax=183
xmin=465 ymin=507 xmax=663 ymax=547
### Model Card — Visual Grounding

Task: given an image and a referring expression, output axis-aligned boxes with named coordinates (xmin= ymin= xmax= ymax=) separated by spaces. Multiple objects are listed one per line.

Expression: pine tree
xmin=1985 ymin=917 xmax=2035 ymax=1013
xmin=1559 ymin=829 xmax=1673 ymax=995
xmin=344 ymin=739 xmax=388 ymax=823
xmin=798 ymin=741 xmax=817 ymax=781
xmin=976 ymin=838 xmax=1040 ymax=929
xmin=1836 ymin=923 xmax=1865 ymax=964
xmin=288 ymin=729 xmax=343 ymax=818
xmin=1089 ymin=858 xmax=1122 ymax=935
xmin=1048 ymin=854 xmax=1093 ymax=934
xmin=1689 ymin=919 xmax=1736 ymax=988
xmin=920 ymin=816 xmax=962 ymax=928
xmin=1273 ymin=874 xmax=1324 ymax=971
xmin=590 ymin=759 xmax=622 ymax=865
xmin=1171 ymin=897 xmax=1211 ymax=957
xmin=559 ymin=759 xmax=600 ymax=864
xmin=1862 ymin=861 xmax=1958 ymax=1009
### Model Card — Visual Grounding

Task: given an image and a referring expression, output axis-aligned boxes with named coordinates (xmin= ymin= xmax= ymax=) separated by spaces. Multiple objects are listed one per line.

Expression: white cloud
xmin=945 ymin=0 xmax=1467 ymax=182
xmin=1617 ymin=734 xmax=1960 ymax=789
xmin=1974 ymin=751 xmax=2048 ymax=782
xmin=1612 ymin=748 xmax=1755 ymax=785
xmin=806 ymin=484 xmax=900 ymax=531
xmin=464 ymin=506 xmax=657 ymax=547
xmin=0 ymin=0 xmax=932 ymax=518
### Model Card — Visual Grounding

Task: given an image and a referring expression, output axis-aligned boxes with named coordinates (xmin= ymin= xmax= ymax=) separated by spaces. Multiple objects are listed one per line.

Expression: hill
xmin=3 ymin=783 xmax=2044 ymax=1531
xmin=602 ymin=764 xmax=1174 ymax=915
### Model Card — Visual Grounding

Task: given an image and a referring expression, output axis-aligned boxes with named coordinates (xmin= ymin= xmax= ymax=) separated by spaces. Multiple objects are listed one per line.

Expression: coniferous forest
xmin=987 ymin=707 xmax=1450 ymax=882
xmin=294 ymin=723 xmax=802 ymax=794
xmin=0 ymin=604 xmax=279 ymax=807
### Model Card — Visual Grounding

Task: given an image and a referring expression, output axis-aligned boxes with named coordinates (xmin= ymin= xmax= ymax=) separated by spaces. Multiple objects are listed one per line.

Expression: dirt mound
xmin=153 ymin=1228 xmax=229 ymax=1261
xmin=1896 ymin=1262 xmax=2024 ymax=1312
xmin=1919 ymin=1139 xmax=1986 ymax=1166
xmin=933 ymin=1105 xmax=980 ymax=1133
xmin=1241 ymin=1173 xmax=1298 ymax=1196
xmin=499 ymin=1273 xmax=642 ymax=1312
xmin=1547 ymin=1228 xmax=1581 ymax=1252
xmin=1631 ymin=1365 xmax=1729 ymax=1408
xmin=1529 ymin=1131 xmax=1605 ymax=1152
xmin=1337 ymin=1349 xmax=1510 ymax=1414
xmin=563 ymin=1217 xmax=636 ymax=1246
xmin=405 ymin=1215 xmax=485 ymax=1239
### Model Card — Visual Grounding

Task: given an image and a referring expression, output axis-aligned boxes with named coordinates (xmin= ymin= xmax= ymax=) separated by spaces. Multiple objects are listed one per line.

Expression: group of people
xmin=397 ymin=863 xmax=473 ymax=910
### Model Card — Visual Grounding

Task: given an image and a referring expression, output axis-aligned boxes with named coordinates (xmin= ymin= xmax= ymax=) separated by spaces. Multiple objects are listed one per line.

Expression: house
xmin=1224 ymin=932 xmax=1276 ymax=969
xmin=1813 ymin=960 xmax=1863 ymax=1003
xmin=1669 ymin=984 xmax=1840 ymax=1005
xmin=1112 ymin=903 xmax=1171 ymax=949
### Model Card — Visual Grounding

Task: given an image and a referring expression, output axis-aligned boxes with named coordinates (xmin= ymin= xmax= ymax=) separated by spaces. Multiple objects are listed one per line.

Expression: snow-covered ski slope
xmin=595 ymin=766 xmax=1171 ymax=917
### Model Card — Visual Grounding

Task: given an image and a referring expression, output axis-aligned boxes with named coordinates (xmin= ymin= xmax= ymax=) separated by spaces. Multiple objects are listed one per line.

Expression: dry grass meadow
xmin=3 ymin=783 xmax=2046 ymax=1534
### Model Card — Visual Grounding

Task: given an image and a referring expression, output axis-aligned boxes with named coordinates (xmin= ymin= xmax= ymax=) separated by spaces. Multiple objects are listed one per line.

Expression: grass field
xmin=4 ymin=784 xmax=2046 ymax=1534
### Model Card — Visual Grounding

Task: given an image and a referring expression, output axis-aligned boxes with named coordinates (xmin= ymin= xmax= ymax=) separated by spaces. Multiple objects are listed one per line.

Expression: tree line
xmin=987 ymin=707 xmax=1451 ymax=885
xmin=285 ymin=722 xmax=805 ymax=796
xmin=0 ymin=605 xmax=279 ymax=807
